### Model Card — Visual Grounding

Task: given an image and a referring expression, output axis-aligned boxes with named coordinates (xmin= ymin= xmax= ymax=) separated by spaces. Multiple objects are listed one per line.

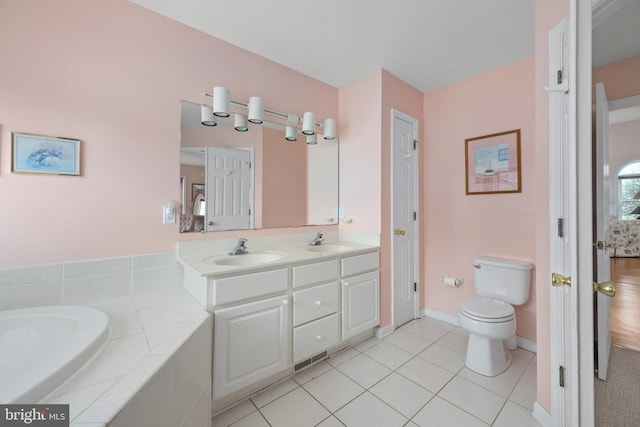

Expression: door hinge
xmin=413 ymin=211 xmax=417 ymax=221
xmin=413 ymin=140 xmax=419 ymax=150
xmin=557 ymin=70 xmax=563 ymax=85
xmin=414 ymin=282 xmax=417 ymax=292
xmin=559 ymin=365 xmax=565 ymax=388
xmin=557 ymin=218 xmax=564 ymax=238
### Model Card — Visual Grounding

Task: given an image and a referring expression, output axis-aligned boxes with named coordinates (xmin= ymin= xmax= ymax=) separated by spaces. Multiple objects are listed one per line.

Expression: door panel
xmin=595 ymin=82 xmax=612 ymax=380
xmin=392 ymin=109 xmax=418 ymax=327
xmin=206 ymin=147 xmax=252 ymax=231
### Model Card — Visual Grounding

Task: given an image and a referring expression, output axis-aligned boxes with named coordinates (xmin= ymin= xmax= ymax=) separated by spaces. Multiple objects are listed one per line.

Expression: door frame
xmin=390 ymin=108 xmax=420 ymax=327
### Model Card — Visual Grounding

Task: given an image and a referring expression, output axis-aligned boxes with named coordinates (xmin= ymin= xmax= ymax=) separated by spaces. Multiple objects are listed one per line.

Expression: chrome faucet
xmin=229 ymin=238 xmax=249 ymax=255
xmin=309 ymin=232 xmax=324 ymax=246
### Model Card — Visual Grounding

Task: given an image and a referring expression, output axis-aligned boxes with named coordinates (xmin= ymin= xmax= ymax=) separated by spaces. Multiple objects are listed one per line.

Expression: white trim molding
xmin=374 ymin=323 xmax=395 ymax=339
xmin=533 ymin=402 xmax=552 ymax=427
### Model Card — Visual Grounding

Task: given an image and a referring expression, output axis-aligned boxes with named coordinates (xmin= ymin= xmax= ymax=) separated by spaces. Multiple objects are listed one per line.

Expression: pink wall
xmin=0 ymin=0 xmax=337 ymax=267
xmin=593 ymin=55 xmax=640 ymax=100
xmin=262 ymin=128 xmax=307 ymax=228
xmin=423 ymin=57 xmax=536 ymax=339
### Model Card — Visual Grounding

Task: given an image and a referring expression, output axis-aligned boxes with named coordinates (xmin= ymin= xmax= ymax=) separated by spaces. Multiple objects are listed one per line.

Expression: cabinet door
xmin=213 ymin=295 xmax=289 ymax=400
xmin=341 ymin=271 xmax=380 ymax=340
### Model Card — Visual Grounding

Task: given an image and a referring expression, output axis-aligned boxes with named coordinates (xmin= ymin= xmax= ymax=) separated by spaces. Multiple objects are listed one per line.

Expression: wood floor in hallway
xmin=610 ymin=257 xmax=640 ymax=352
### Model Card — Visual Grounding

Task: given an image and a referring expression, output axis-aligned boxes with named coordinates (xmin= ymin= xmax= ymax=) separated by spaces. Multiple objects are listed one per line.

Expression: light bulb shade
xmin=323 ymin=118 xmax=336 ymax=140
xmin=248 ymin=96 xmax=263 ymax=124
xmin=201 ymin=105 xmax=216 ymax=126
xmin=285 ymin=126 xmax=297 ymax=141
xmin=302 ymin=112 xmax=315 ymax=135
xmin=306 ymin=133 xmax=317 ymax=145
xmin=234 ymin=114 xmax=249 ymax=132
xmin=213 ymin=86 xmax=230 ymax=117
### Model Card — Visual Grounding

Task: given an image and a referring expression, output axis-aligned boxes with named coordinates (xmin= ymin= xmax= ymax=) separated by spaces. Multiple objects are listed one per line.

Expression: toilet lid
xmin=460 ymin=296 xmax=514 ymax=321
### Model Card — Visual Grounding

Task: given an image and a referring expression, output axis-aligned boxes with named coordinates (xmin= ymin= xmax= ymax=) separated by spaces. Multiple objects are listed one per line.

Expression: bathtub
xmin=0 ymin=305 xmax=109 ymax=403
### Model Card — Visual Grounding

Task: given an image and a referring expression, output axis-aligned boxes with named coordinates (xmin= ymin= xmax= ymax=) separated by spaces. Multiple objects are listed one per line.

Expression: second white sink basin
xmin=306 ymin=244 xmax=353 ymax=253
xmin=205 ymin=251 xmax=288 ymax=266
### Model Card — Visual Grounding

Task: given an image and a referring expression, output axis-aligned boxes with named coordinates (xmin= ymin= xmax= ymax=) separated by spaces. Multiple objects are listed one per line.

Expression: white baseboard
xmin=422 ymin=308 xmax=460 ymax=326
xmin=532 ymin=402 xmax=551 ymax=427
xmin=374 ymin=323 xmax=395 ymax=339
xmin=422 ymin=308 xmax=537 ymax=353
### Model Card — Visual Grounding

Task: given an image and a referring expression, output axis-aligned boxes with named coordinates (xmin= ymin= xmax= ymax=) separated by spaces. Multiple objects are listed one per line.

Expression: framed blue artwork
xmin=12 ymin=132 xmax=81 ymax=176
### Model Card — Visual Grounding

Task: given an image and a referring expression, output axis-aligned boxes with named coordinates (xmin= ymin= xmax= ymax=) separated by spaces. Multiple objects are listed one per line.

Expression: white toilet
xmin=458 ymin=256 xmax=533 ymax=377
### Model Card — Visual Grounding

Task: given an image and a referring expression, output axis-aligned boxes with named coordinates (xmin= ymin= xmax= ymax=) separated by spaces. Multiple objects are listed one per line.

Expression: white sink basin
xmin=204 ymin=251 xmax=288 ymax=266
xmin=306 ymin=244 xmax=353 ymax=253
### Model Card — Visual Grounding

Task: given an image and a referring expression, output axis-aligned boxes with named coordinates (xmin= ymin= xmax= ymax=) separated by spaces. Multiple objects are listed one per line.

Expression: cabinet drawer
xmin=211 ymin=268 xmax=288 ymax=306
xmin=292 ymin=260 xmax=338 ymax=288
xmin=293 ymin=281 xmax=339 ymax=326
xmin=341 ymin=252 xmax=379 ymax=277
xmin=293 ymin=313 xmax=339 ymax=362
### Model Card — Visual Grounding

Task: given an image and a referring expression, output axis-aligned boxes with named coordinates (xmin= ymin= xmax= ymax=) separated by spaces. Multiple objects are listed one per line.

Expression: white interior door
xmin=206 ymin=147 xmax=253 ymax=231
xmin=391 ymin=109 xmax=418 ymax=328
xmin=595 ymin=82 xmax=613 ymax=380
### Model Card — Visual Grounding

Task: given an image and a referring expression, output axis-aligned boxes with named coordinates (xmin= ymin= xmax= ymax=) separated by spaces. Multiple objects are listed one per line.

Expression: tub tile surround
xmin=0 ymin=251 xmax=211 ymax=427
xmin=0 ymin=251 xmax=184 ymax=311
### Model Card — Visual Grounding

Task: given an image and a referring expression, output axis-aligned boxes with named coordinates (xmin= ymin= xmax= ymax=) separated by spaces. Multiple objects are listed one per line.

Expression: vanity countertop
xmin=177 ymin=235 xmax=380 ymax=278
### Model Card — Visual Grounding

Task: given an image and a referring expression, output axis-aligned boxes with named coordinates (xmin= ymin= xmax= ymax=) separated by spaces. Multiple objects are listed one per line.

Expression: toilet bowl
xmin=458 ymin=296 xmax=516 ymax=376
xmin=459 ymin=256 xmax=533 ymax=377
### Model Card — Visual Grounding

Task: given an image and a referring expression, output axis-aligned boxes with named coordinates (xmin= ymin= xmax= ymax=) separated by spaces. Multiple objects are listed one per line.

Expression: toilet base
xmin=465 ymin=334 xmax=512 ymax=377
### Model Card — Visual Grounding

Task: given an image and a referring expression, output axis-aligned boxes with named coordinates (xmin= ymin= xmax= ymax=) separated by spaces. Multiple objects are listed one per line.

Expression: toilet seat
xmin=459 ymin=296 xmax=514 ymax=323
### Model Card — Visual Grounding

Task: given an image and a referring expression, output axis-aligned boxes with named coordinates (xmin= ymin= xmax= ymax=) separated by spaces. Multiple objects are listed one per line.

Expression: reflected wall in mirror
xmin=179 ymin=101 xmax=339 ymax=232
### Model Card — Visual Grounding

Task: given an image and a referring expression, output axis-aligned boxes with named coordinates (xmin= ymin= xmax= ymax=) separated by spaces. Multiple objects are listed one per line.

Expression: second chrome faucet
xmin=229 ymin=238 xmax=249 ymax=255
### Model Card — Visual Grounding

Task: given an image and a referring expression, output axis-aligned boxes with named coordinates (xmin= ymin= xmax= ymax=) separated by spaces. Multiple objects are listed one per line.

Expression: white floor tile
xmin=303 ymin=369 xmax=364 ymax=412
xmin=384 ymin=330 xmax=433 ymax=354
xmin=457 ymin=365 xmax=522 ymax=398
xmin=334 ymin=392 xmax=407 ymax=427
xmin=509 ymin=379 xmax=537 ymax=410
xmin=364 ymin=341 xmax=414 ymax=369
xmin=260 ymin=388 xmax=330 ymax=427
xmin=353 ymin=336 xmax=382 ymax=352
xmin=402 ymin=321 xmax=450 ymax=342
xmin=521 ymin=357 xmax=537 ymax=384
xmin=492 ymin=401 xmax=542 ymax=427
xmin=337 ymin=354 xmax=392 ymax=388
xmin=229 ymin=410 xmax=270 ymax=427
xmin=212 ymin=400 xmax=257 ymax=427
xmin=316 ymin=416 xmax=346 ymax=427
xmin=435 ymin=332 xmax=468 ymax=354
xmin=438 ymin=376 xmax=505 ymax=424
xmin=327 ymin=347 xmax=360 ymax=367
xmin=250 ymin=379 xmax=298 ymax=408
xmin=369 ymin=373 xmax=434 ymax=418
xmin=293 ymin=361 xmax=333 ymax=385
xmin=412 ymin=396 xmax=488 ymax=427
xmin=418 ymin=343 xmax=465 ymax=373
xmin=396 ymin=357 xmax=455 ymax=394
xmin=511 ymin=347 xmax=535 ymax=362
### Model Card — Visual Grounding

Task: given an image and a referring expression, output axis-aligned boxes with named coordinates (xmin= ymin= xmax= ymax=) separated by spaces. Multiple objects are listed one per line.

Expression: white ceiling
xmin=130 ymin=0 xmax=639 ymax=93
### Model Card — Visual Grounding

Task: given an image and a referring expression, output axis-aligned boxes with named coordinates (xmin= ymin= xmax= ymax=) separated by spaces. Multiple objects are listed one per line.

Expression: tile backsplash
xmin=0 ymin=251 xmax=183 ymax=311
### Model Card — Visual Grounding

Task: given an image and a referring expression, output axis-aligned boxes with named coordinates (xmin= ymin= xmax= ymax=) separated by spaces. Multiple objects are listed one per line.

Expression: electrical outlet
xmin=163 ymin=206 xmax=176 ymax=224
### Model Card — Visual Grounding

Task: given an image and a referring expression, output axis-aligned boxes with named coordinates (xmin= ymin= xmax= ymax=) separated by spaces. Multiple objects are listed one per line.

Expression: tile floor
xmin=211 ymin=316 xmax=542 ymax=427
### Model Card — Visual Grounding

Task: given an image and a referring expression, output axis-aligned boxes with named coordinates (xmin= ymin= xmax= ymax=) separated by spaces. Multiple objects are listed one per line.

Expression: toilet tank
xmin=473 ymin=256 xmax=533 ymax=305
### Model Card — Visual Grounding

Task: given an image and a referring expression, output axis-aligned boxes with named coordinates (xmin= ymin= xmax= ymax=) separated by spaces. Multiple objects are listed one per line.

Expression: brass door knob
xmin=395 ymin=228 xmax=405 ymax=236
xmin=593 ymin=281 xmax=616 ymax=297
xmin=552 ymin=273 xmax=571 ymax=287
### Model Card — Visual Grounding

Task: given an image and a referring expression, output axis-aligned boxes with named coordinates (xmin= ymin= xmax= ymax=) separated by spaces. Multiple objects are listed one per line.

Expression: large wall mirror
xmin=179 ymin=101 xmax=339 ymax=232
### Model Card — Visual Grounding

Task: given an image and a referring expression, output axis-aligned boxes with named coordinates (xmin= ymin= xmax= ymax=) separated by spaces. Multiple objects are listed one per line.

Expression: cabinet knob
xmin=282 ymin=299 xmax=288 ymax=305
xmin=315 ymin=300 xmax=322 ymax=307
xmin=315 ymin=335 xmax=322 ymax=341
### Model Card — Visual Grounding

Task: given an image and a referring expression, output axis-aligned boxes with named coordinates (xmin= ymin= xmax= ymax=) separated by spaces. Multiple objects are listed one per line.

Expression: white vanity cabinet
xmin=211 ymin=268 xmax=289 ymax=400
xmin=341 ymin=252 xmax=380 ymax=340
xmin=292 ymin=260 xmax=339 ymax=362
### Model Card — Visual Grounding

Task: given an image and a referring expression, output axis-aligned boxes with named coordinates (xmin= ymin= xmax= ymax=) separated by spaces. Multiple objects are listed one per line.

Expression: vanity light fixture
xmin=200 ymin=105 xmax=217 ymax=126
xmin=302 ymin=112 xmax=316 ymax=135
xmin=306 ymin=133 xmax=317 ymax=145
xmin=285 ymin=126 xmax=298 ymax=141
xmin=234 ymin=114 xmax=249 ymax=132
xmin=323 ymin=118 xmax=336 ymax=140
xmin=248 ymin=96 xmax=263 ymax=124
xmin=213 ymin=86 xmax=230 ymax=117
